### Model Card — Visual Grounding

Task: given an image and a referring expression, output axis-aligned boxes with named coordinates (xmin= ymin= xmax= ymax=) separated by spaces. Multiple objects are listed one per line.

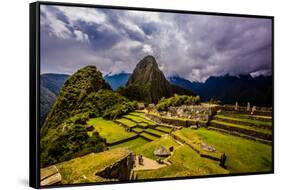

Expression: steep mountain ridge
xmin=119 ymin=55 xmax=194 ymax=103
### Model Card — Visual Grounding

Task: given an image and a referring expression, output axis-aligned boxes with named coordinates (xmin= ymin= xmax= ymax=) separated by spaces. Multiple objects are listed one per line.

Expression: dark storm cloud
xmin=40 ymin=5 xmax=272 ymax=81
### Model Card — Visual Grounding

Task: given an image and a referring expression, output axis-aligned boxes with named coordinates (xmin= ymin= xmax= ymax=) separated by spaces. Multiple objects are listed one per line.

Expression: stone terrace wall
xmin=95 ymin=152 xmax=135 ymax=181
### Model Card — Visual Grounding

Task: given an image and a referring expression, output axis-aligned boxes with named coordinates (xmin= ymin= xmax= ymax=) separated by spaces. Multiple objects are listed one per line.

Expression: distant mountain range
xmin=104 ymin=73 xmax=131 ymax=90
xmin=41 ymin=73 xmax=70 ymax=95
xmin=40 ymin=74 xmax=69 ymax=126
xmin=169 ymin=74 xmax=272 ymax=106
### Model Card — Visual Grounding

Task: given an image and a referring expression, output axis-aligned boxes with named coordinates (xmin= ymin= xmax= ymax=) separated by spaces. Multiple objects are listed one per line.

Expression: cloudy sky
xmin=40 ymin=5 xmax=272 ymax=82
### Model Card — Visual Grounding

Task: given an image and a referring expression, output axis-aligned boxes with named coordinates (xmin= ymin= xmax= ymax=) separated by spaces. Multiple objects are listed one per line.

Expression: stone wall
xmin=220 ymin=105 xmax=272 ymax=116
xmin=146 ymin=113 xmax=208 ymax=127
xmin=95 ymin=152 xmax=135 ymax=181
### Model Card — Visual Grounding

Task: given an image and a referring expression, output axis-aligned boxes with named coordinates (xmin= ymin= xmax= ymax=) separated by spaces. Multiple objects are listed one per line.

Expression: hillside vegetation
xmin=41 ymin=66 xmax=136 ymax=167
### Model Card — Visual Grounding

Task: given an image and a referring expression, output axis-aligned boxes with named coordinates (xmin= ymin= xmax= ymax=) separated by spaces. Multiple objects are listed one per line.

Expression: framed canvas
xmin=29 ymin=1 xmax=274 ymax=188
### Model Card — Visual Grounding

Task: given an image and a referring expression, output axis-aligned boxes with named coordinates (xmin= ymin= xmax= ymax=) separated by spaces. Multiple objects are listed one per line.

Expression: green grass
xmin=129 ymin=112 xmax=144 ymax=117
xmin=115 ymin=118 xmax=137 ymax=128
xmin=169 ymin=145 xmax=229 ymax=175
xmin=138 ymin=122 xmax=149 ymax=127
xmin=135 ymin=163 xmax=193 ymax=179
xmin=140 ymin=133 xmax=158 ymax=141
xmin=87 ymin=117 xmax=136 ymax=144
xmin=155 ymin=126 xmax=172 ymax=133
xmin=56 ymin=148 xmax=129 ymax=184
xmin=125 ymin=114 xmax=156 ymax=125
xmin=132 ymin=127 xmax=144 ymax=133
xmin=173 ymin=128 xmax=222 ymax=159
xmin=222 ymin=113 xmax=272 ymax=121
xmin=188 ymin=128 xmax=272 ymax=173
xmin=215 ymin=114 xmax=272 ymax=127
xmin=109 ymin=137 xmax=149 ymax=151
xmin=211 ymin=120 xmax=272 ymax=135
xmin=134 ymin=136 xmax=179 ymax=160
xmin=136 ymin=143 xmax=228 ymax=179
xmin=145 ymin=128 xmax=166 ymax=136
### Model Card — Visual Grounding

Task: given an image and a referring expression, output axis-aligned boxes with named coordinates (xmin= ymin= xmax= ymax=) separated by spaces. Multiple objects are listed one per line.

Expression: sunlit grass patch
xmin=87 ymin=117 xmax=136 ymax=144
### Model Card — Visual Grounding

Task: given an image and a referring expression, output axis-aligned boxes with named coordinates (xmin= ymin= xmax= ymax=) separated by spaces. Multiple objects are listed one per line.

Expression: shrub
xmin=40 ymin=124 xmax=106 ymax=167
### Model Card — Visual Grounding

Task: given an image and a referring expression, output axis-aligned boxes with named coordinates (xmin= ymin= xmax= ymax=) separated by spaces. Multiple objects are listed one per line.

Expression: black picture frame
xmin=30 ymin=1 xmax=274 ymax=189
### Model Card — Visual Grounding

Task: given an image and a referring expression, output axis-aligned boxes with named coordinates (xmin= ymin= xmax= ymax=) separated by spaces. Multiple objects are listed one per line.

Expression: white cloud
xmin=55 ymin=6 xmax=107 ymax=25
xmin=41 ymin=5 xmax=72 ymax=39
xmin=142 ymin=44 xmax=153 ymax=54
xmin=41 ymin=5 xmax=272 ymax=82
xmin=73 ymin=30 xmax=89 ymax=42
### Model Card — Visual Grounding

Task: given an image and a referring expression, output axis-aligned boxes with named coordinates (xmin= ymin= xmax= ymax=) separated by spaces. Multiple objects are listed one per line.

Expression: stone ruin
xmin=153 ymin=146 xmax=171 ymax=157
xmin=247 ymin=102 xmax=250 ymax=111
xmin=235 ymin=102 xmax=239 ymax=111
xmin=137 ymin=103 xmax=145 ymax=110
xmin=146 ymin=103 xmax=156 ymax=113
xmin=200 ymin=142 xmax=216 ymax=152
xmin=160 ymin=104 xmax=217 ymax=122
xmin=221 ymin=102 xmax=272 ymax=116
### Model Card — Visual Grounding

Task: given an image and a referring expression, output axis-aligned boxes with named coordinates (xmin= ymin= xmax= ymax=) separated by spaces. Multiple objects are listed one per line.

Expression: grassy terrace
xmin=134 ymin=136 xmax=179 ymax=160
xmin=115 ymin=118 xmax=137 ymax=128
xmin=215 ymin=114 xmax=272 ymax=127
xmin=56 ymin=148 xmax=129 ymax=184
xmin=145 ymin=128 xmax=166 ymax=136
xmin=186 ymin=128 xmax=272 ymax=173
xmin=132 ymin=127 xmax=144 ymax=133
xmin=169 ymin=145 xmax=228 ymax=174
xmin=124 ymin=114 xmax=156 ymax=125
xmin=135 ymin=163 xmax=193 ymax=179
xmin=210 ymin=120 xmax=272 ymax=135
xmin=87 ymin=117 xmax=136 ymax=144
xmin=136 ymin=144 xmax=228 ymax=179
xmin=140 ymin=133 xmax=158 ymax=141
xmin=129 ymin=112 xmax=144 ymax=117
xmin=109 ymin=137 xmax=149 ymax=151
xmin=173 ymin=128 xmax=223 ymax=160
xmin=222 ymin=113 xmax=272 ymax=121
xmin=155 ymin=126 xmax=172 ymax=133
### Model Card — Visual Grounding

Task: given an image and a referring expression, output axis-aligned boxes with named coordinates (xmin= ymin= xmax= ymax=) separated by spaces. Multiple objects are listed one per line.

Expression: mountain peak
xmin=127 ymin=55 xmax=166 ymax=86
xmin=42 ymin=65 xmax=111 ymax=133
xmin=135 ymin=55 xmax=158 ymax=70
xmin=121 ymin=56 xmax=194 ymax=103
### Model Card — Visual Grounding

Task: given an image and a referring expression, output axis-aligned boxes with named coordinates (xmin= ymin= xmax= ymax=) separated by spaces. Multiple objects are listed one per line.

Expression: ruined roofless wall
xmin=145 ymin=113 xmax=208 ymax=127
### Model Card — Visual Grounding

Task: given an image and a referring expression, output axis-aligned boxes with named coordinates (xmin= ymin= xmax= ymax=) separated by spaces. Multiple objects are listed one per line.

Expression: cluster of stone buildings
xmin=159 ymin=104 xmax=219 ymax=122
